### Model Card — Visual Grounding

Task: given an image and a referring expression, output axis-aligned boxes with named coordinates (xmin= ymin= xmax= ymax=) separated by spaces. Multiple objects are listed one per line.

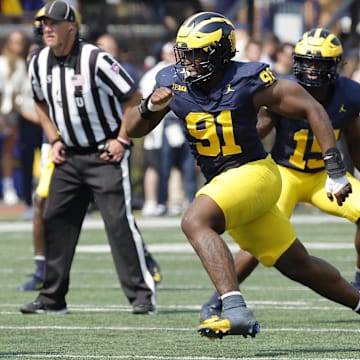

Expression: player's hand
xmin=325 ymin=175 xmax=352 ymax=206
xmin=149 ymin=87 xmax=174 ymax=110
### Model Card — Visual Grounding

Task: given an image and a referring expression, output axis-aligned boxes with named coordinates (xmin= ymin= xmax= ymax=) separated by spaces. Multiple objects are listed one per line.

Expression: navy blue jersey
xmin=154 ymin=61 xmax=272 ymax=182
xmin=271 ymin=76 xmax=360 ymax=173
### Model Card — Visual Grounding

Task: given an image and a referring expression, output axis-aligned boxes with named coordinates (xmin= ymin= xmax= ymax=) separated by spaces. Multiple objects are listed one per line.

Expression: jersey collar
xmin=48 ymin=37 xmax=81 ymax=68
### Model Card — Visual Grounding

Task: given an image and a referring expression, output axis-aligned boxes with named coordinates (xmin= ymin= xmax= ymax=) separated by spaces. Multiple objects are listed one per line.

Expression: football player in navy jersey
xmin=199 ymin=27 xmax=360 ymax=326
xmin=127 ymin=13 xmax=359 ymax=340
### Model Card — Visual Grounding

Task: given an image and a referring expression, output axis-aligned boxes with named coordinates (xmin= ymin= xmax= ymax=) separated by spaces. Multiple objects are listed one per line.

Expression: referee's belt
xmin=66 ymin=143 xmax=104 ymax=155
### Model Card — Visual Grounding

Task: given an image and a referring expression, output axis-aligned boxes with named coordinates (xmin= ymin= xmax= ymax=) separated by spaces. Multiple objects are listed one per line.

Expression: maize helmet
xmin=174 ymin=12 xmax=236 ymax=84
xmin=293 ymin=28 xmax=343 ymax=87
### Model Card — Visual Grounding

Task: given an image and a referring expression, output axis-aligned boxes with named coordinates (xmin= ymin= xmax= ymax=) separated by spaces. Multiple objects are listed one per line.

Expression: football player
xmin=199 ymin=28 xmax=360 ymax=324
xmin=126 ymin=13 xmax=359 ymax=340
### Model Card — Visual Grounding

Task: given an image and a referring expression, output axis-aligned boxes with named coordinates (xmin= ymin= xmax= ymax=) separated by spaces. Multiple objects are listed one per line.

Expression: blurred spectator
xmin=139 ymin=40 xmax=198 ymax=216
xmin=341 ymin=34 xmax=360 ymax=80
xmin=163 ymin=0 xmax=203 ymax=37
xmin=143 ymin=0 xmax=202 ymax=37
xmin=0 ymin=0 xmax=45 ymax=15
xmin=272 ymin=42 xmax=295 ymax=76
xmin=138 ymin=41 xmax=174 ymax=216
xmin=318 ymin=0 xmax=342 ymax=35
xmin=232 ymin=22 xmax=250 ymax=62
xmin=260 ymin=32 xmax=280 ymax=68
xmin=156 ymin=110 xmax=198 ymax=216
xmin=0 ymin=30 xmax=28 ymax=205
xmin=213 ymin=0 xmax=237 ymax=14
xmin=260 ymin=0 xmax=320 ymax=43
xmin=244 ymin=38 xmax=262 ymax=62
xmin=14 ymin=37 xmax=43 ymax=219
xmin=95 ymin=33 xmax=142 ymax=86
xmin=303 ymin=0 xmax=320 ymax=29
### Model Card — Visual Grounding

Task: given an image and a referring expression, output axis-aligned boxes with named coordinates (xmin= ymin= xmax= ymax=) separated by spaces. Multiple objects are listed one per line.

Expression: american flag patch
xmin=111 ymin=63 xmax=120 ymax=74
xmin=71 ymin=75 xmax=86 ymax=86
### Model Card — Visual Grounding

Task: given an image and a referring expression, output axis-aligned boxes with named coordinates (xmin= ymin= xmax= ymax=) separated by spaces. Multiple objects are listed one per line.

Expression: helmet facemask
xmin=292 ymin=28 xmax=343 ymax=88
xmin=293 ymin=55 xmax=342 ymax=87
xmin=174 ymin=45 xmax=218 ymax=85
xmin=174 ymin=12 xmax=236 ymax=85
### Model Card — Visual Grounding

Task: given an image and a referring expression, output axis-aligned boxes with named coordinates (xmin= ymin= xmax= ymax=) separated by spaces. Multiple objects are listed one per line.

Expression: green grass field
xmin=0 ymin=212 xmax=359 ymax=360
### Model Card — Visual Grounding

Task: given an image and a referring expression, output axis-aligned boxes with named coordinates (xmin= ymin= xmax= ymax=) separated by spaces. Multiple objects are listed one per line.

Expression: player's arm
xmin=253 ymin=79 xmax=337 ymax=152
xmin=119 ymin=89 xmax=142 ymax=139
xmin=127 ymin=87 xmax=173 ymax=138
xmin=343 ymin=115 xmax=360 ymax=170
xmin=257 ymin=107 xmax=277 ymax=139
xmin=253 ymin=79 xmax=351 ymax=206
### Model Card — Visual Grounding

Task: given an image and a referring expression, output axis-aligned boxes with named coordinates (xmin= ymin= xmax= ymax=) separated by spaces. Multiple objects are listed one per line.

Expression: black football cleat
xmin=198 ymin=306 xmax=260 ymax=340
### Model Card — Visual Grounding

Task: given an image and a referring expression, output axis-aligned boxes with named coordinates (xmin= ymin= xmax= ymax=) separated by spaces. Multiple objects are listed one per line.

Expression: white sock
xmin=353 ymin=299 xmax=360 ymax=312
xmin=220 ymin=291 xmax=242 ymax=300
xmin=3 ymin=177 xmax=14 ymax=191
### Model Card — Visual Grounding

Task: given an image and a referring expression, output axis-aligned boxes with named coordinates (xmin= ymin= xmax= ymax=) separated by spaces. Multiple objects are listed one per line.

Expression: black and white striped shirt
xmin=29 ymin=38 xmax=136 ymax=148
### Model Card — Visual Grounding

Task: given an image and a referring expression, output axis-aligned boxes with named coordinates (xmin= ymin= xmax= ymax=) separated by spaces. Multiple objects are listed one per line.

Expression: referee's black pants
xmin=36 ymin=150 xmax=156 ymax=308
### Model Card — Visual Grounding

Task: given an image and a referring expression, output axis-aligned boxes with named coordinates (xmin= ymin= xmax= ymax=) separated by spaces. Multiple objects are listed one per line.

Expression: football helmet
xmin=34 ymin=6 xmax=45 ymax=37
xmin=293 ymin=28 xmax=343 ymax=87
xmin=174 ymin=12 xmax=236 ymax=84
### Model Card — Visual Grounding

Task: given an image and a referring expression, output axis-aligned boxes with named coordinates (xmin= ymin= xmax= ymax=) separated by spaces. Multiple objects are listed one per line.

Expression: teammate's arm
xmin=253 ymin=79 xmax=337 ymax=152
xmin=257 ymin=107 xmax=277 ymax=139
xmin=253 ymin=78 xmax=351 ymax=205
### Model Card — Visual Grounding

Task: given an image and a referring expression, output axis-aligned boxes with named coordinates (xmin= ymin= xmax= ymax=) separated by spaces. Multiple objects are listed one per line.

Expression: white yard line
xmin=0 ymin=355 xmax=357 ymax=360
xmin=0 ymin=214 xmax=348 ymax=233
xmin=75 ymin=241 xmax=353 ymax=254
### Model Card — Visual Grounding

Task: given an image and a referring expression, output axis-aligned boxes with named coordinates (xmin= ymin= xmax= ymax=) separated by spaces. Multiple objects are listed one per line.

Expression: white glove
xmin=325 ymin=175 xmax=350 ymax=196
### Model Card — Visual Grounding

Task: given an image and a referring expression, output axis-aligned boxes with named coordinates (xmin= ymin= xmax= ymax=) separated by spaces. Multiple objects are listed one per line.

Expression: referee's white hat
xmin=35 ymin=0 xmax=76 ymax=23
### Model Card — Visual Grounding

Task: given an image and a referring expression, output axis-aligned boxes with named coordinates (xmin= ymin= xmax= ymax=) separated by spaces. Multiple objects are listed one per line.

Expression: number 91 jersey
xmin=154 ymin=61 xmax=272 ymax=182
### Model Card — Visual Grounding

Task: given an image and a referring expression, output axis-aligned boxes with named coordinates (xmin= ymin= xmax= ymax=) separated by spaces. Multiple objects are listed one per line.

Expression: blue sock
xmin=222 ymin=293 xmax=247 ymax=311
xmin=354 ymin=268 xmax=360 ymax=284
xmin=208 ymin=291 xmax=222 ymax=308
xmin=34 ymin=257 xmax=45 ymax=280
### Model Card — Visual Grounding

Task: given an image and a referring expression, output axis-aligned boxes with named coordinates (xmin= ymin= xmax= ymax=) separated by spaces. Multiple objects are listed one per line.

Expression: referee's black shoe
xmin=132 ymin=303 xmax=156 ymax=315
xmin=20 ymin=301 xmax=68 ymax=314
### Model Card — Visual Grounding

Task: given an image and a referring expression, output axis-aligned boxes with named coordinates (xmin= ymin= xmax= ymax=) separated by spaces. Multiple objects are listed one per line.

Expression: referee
xmin=20 ymin=0 xmax=156 ymax=315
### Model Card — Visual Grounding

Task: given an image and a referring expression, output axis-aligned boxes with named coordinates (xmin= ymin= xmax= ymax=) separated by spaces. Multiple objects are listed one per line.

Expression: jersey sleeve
xmin=95 ymin=52 xmax=137 ymax=102
xmin=243 ymin=63 xmax=277 ymax=95
xmin=154 ymin=65 xmax=177 ymax=89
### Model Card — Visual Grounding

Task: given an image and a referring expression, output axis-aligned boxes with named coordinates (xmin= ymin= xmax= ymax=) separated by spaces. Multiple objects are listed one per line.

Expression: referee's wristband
xmin=50 ymin=137 xmax=62 ymax=146
xmin=116 ymin=136 xmax=133 ymax=149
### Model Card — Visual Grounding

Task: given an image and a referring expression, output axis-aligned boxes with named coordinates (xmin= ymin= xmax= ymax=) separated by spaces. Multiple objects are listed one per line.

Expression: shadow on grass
xmin=258 ymin=348 xmax=360 ymax=358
